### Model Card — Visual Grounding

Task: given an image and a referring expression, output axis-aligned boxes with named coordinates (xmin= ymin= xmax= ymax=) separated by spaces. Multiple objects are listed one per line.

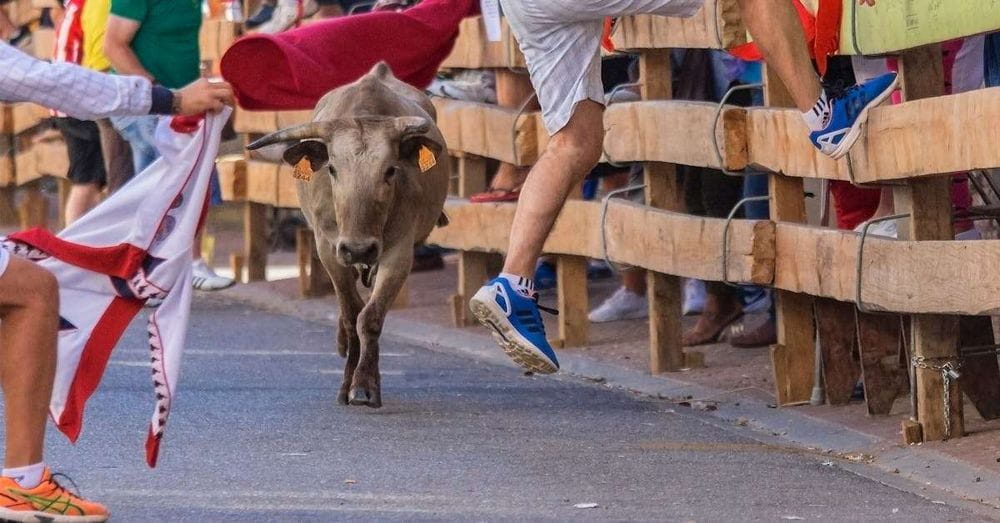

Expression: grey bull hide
xmin=247 ymin=62 xmax=450 ymax=408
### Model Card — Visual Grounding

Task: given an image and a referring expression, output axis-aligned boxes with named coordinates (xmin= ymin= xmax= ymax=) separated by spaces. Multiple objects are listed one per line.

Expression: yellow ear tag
xmin=418 ymin=146 xmax=437 ymax=173
xmin=293 ymin=157 xmax=314 ymax=182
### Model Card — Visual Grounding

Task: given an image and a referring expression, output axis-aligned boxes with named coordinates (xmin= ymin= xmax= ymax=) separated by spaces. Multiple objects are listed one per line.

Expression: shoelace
xmin=823 ymin=79 xmax=869 ymax=119
xmin=531 ymin=293 xmax=559 ymax=316
xmin=30 ymin=472 xmax=84 ymax=513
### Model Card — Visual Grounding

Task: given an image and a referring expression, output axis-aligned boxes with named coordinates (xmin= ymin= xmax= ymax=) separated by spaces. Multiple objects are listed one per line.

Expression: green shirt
xmin=110 ymin=0 xmax=202 ymax=89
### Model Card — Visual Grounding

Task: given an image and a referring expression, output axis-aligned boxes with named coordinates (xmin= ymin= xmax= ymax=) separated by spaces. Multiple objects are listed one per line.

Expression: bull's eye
xmin=384 ymin=166 xmax=401 ymax=181
xmin=328 ymin=165 xmax=337 ymax=178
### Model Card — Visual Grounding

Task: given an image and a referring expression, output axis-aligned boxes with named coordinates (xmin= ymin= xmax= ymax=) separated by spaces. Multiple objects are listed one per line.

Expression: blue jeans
xmin=111 ymin=115 xmax=161 ymax=173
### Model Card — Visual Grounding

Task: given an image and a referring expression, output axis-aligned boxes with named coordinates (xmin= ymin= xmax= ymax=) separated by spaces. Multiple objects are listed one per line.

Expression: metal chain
xmin=911 ymin=356 xmax=963 ymax=439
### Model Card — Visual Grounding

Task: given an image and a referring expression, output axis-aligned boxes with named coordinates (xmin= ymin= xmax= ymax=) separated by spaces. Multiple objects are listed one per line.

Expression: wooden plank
xmin=276 ymin=162 xmax=300 ymax=208
xmin=431 ymin=97 xmax=541 ymax=166
xmin=244 ymin=201 xmax=268 ymax=282
xmin=766 ymin=67 xmax=814 ymax=407
xmin=233 ymin=108 xmax=279 ymax=134
xmin=840 ymin=0 xmax=1000 ymax=55
xmin=430 ymin=198 xmax=775 ymax=286
xmin=34 ymin=139 xmax=68 ymax=178
xmin=9 ymin=103 xmax=47 ymax=135
xmin=441 ymin=16 xmax=525 ymax=69
xmin=603 ymin=101 xmax=747 ymax=170
xmin=815 ymin=298 xmax=860 ymax=405
xmin=451 ymin=156 xmax=490 ymax=328
xmin=747 ymin=88 xmax=1000 ymax=183
xmin=958 ymin=316 xmax=1000 ymax=421
xmin=857 ymin=312 xmax=908 ymax=416
xmin=276 ymin=110 xmax=314 ymax=129
xmin=897 ymin=45 xmax=962 ymax=442
xmin=556 ymin=255 xmax=589 ymax=348
xmin=17 ymin=184 xmax=47 ymax=229
xmin=14 ymin=147 xmax=37 ymax=186
xmin=611 ymin=0 xmax=747 ymax=50
xmin=245 ymin=160 xmax=279 ymax=205
xmin=216 ymin=155 xmax=247 ymax=201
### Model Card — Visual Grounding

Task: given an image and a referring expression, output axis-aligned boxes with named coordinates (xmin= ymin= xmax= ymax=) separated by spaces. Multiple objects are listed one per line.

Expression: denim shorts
xmin=111 ymin=115 xmax=161 ymax=173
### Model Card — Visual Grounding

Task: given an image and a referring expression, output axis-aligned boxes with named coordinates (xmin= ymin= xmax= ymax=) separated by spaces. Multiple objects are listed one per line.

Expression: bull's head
xmin=247 ymin=116 xmax=442 ymax=267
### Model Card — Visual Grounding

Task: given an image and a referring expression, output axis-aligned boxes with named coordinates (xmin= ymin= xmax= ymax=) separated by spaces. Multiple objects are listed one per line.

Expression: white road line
xmin=113 ymin=349 xmax=410 ymax=357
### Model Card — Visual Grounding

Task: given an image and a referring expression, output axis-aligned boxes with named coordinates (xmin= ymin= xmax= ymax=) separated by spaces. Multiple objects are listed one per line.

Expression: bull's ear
xmin=394 ymin=116 xmax=443 ymax=168
xmin=282 ymin=140 xmax=329 ymax=171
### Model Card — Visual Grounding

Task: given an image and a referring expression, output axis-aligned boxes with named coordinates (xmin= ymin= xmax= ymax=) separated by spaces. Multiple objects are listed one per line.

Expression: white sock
xmin=499 ymin=272 xmax=534 ymax=298
xmin=802 ymin=90 xmax=832 ymax=131
xmin=3 ymin=462 xmax=46 ymax=488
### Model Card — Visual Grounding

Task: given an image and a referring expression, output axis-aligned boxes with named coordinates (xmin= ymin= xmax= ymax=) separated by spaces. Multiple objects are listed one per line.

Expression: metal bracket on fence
xmin=721 ymin=195 xmax=770 ymax=286
xmin=712 ymin=83 xmax=763 ymax=177
xmin=599 ymin=184 xmax=647 ymax=275
xmin=854 ymin=213 xmax=910 ymax=314
xmin=509 ymin=92 xmax=539 ymax=167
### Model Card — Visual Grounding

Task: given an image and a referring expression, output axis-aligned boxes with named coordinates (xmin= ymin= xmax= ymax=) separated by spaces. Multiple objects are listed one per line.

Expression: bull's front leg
xmin=317 ymin=236 xmax=364 ymax=405
xmin=349 ymin=240 xmax=414 ymax=408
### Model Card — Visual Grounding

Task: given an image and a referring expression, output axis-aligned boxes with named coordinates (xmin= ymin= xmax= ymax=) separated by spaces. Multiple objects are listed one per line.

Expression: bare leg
xmin=502 ymin=100 xmax=604 ymax=278
xmin=737 ymin=0 xmax=822 ymax=112
xmin=0 ymin=258 xmax=59 ymax=468
xmin=64 ymin=183 xmax=102 ymax=225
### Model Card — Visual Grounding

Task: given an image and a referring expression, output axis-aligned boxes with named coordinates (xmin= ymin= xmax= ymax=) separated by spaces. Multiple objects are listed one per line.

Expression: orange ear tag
xmin=293 ymin=157 xmax=314 ymax=182
xmin=418 ymin=146 xmax=437 ymax=173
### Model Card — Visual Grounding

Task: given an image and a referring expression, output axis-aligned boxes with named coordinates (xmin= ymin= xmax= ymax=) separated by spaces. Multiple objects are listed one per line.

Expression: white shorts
xmin=0 ymin=246 xmax=9 ymax=278
xmin=500 ymin=0 xmax=704 ymax=134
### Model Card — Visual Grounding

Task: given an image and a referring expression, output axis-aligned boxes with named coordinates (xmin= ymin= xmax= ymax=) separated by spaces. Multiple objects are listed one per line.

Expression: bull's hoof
xmin=337 ymin=389 xmax=350 ymax=405
xmin=348 ymin=388 xmax=382 ymax=408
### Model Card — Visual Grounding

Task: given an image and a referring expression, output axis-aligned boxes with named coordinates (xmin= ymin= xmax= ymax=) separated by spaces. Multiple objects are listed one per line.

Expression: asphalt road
xmin=4 ymin=297 xmax=978 ymax=521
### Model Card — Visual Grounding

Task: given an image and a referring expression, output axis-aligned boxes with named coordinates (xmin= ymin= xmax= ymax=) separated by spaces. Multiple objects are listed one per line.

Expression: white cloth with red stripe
xmin=1 ymin=110 xmax=229 ymax=467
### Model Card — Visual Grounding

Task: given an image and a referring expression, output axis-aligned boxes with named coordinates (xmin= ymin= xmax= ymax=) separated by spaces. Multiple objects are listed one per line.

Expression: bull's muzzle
xmin=337 ymin=239 xmax=381 ymax=267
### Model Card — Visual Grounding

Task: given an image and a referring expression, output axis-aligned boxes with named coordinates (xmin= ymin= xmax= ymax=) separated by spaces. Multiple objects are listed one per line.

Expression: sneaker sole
xmin=469 ymin=293 xmax=558 ymax=375
xmin=0 ymin=507 xmax=108 ymax=522
xmin=828 ymin=75 xmax=899 ymax=160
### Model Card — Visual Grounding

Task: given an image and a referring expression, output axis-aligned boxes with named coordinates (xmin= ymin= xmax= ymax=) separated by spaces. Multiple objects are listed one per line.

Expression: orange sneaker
xmin=0 ymin=468 xmax=108 ymax=522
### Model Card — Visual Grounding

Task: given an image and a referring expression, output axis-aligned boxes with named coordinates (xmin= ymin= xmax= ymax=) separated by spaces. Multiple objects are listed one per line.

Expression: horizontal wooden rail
xmin=245 ymin=159 xmax=299 ymax=208
xmin=611 ymin=0 xmax=746 ymax=50
xmin=432 ymin=97 xmax=543 ymax=166
xmin=441 ymin=16 xmax=525 ymax=70
xmin=747 ymin=87 xmax=1000 ymax=183
xmin=15 ymin=139 xmax=67 ymax=186
xmin=603 ymin=100 xmax=747 ymax=170
xmin=233 ymin=108 xmax=313 ymax=134
xmin=200 ymin=19 xmax=240 ymax=62
xmin=217 ymin=155 xmax=247 ymax=202
xmin=1 ymin=103 xmax=49 ymax=136
xmin=429 ymin=198 xmax=775 ymax=285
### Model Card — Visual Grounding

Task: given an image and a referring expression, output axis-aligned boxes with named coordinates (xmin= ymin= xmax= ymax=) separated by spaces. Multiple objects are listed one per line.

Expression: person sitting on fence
xmin=468 ymin=0 xmax=898 ymax=374
xmin=0 ymin=41 xmax=232 ymax=522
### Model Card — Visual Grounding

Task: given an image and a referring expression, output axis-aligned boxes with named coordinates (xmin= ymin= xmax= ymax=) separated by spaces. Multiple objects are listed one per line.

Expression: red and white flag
xmin=2 ymin=109 xmax=230 ymax=467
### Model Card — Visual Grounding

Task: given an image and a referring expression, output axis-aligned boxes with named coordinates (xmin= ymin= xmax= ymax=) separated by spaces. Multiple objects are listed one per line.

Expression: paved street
xmin=6 ymin=297 xmax=979 ymax=521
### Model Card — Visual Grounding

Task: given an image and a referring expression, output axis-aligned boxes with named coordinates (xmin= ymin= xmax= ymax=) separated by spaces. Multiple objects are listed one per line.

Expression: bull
xmin=246 ymin=62 xmax=450 ymax=408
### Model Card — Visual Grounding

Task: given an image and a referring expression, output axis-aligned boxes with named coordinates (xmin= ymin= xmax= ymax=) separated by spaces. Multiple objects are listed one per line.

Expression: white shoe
xmin=256 ymin=0 xmax=318 ymax=33
xmin=682 ymin=279 xmax=706 ymax=316
xmin=588 ymin=287 xmax=648 ymax=323
xmin=192 ymin=259 xmax=236 ymax=291
xmin=854 ymin=219 xmax=898 ymax=239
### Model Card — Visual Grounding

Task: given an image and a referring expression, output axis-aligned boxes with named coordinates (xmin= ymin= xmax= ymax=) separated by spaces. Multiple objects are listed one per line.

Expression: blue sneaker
xmin=810 ymin=72 xmax=898 ymax=159
xmin=469 ymin=277 xmax=559 ymax=374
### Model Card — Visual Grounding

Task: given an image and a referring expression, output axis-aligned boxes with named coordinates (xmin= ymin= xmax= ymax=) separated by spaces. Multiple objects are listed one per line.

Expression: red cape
xmin=221 ymin=0 xmax=479 ymax=110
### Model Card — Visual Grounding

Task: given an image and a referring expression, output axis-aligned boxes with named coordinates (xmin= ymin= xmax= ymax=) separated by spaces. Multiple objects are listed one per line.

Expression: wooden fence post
xmin=764 ymin=65 xmax=814 ymax=405
xmin=896 ymin=44 xmax=963 ymax=441
xmin=451 ymin=155 xmax=491 ymax=327
xmin=244 ymin=201 xmax=268 ymax=282
xmin=640 ymin=49 xmax=685 ymax=373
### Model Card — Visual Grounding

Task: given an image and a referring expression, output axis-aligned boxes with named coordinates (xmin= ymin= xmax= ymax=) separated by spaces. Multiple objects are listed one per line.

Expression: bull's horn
xmin=245 ymin=122 xmax=334 ymax=150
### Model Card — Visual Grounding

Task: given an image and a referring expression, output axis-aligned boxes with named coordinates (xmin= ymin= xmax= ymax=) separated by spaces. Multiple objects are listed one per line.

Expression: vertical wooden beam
xmin=765 ymin=65 xmax=815 ymax=405
xmin=56 ymin=178 xmax=71 ymax=231
xmin=452 ymin=155 xmax=491 ymax=327
xmin=244 ymin=201 xmax=268 ymax=283
xmin=556 ymin=254 xmax=589 ymax=347
xmin=17 ymin=184 xmax=48 ymax=229
xmin=0 ymin=186 xmax=17 ymax=226
xmin=639 ymin=49 xmax=684 ymax=373
xmin=896 ymin=45 xmax=963 ymax=441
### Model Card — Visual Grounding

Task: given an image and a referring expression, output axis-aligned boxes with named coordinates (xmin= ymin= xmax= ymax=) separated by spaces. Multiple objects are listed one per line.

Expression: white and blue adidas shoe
xmin=470 ymin=277 xmax=559 ymax=374
xmin=810 ymin=72 xmax=898 ymax=159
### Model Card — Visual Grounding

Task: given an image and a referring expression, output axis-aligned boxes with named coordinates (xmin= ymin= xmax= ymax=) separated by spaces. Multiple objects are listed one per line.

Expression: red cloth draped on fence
xmin=221 ymin=0 xmax=479 ymax=111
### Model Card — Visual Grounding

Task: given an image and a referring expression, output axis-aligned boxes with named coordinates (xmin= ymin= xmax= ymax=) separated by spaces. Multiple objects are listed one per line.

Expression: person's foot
xmin=256 ymin=0 xmax=318 ymax=33
xmin=0 ymin=468 xmax=109 ymax=522
xmin=742 ymin=287 xmax=772 ymax=314
xmin=245 ymin=0 xmax=276 ymax=28
xmin=729 ymin=316 xmax=777 ymax=349
xmin=469 ymin=277 xmax=559 ymax=374
xmin=682 ymin=293 xmax=743 ymax=347
xmin=810 ymin=72 xmax=898 ymax=159
xmin=588 ymin=286 xmax=647 ymax=323
xmin=426 ymin=71 xmax=497 ymax=104
xmin=682 ymin=279 xmax=706 ymax=316
xmin=192 ymin=259 xmax=236 ymax=291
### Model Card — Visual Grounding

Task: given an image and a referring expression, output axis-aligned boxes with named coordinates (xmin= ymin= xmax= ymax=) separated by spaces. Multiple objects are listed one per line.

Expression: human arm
xmin=0 ymin=44 xmax=233 ymax=119
xmin=103 ymin=14 xmax=153 ymax=81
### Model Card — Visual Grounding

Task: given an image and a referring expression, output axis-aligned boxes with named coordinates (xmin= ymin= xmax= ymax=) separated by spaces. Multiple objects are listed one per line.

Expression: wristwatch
xmin=171 ymin=90 xmax=183 ymax=115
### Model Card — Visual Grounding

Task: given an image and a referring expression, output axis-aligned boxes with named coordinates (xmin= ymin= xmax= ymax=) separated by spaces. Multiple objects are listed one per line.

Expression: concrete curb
xmin=216 ymin=284 xmax=1000 ymax=516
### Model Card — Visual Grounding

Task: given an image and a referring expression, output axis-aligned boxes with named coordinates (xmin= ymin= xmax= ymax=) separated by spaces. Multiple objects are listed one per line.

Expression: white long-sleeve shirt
xmin=0 ymin=42 xmax=153 ymax=120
